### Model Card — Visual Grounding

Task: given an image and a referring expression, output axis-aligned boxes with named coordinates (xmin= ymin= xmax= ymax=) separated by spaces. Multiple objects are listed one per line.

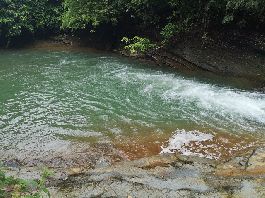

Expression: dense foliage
xmin=0 ymin=0 xmax=264 ymax=47
xmin=0 ymin=0 xmax=62 ymax=46
xmin=62 ymin=0 xmax=265 ymax=32
xmin=62 ymin=0 xmax=170 ymax=29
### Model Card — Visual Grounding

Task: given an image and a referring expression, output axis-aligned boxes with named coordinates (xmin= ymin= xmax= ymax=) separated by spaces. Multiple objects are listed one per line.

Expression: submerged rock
xmin=216 ymin=148 xmax=265 ymax=177
xmin=247 ymin=148 xmax=265 ymax=175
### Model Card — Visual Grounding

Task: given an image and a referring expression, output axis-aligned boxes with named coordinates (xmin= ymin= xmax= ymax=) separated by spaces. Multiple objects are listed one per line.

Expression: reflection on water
xmin=0 ymin=49 xmax=264 ymax=159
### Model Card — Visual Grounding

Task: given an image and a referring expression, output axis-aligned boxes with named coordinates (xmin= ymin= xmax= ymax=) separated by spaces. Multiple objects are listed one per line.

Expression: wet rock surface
xmin=0 ymin=142 xmax=124 ymax=170
xmin=1 ymin=130 xmax=264 ymax=197
xmin=145 ymin=35 xmax=265 ymax=88
xmin=2 ymin=147 xmax=265 ymax=197
xmin=51 ymin=151 xmax=265 ymax=197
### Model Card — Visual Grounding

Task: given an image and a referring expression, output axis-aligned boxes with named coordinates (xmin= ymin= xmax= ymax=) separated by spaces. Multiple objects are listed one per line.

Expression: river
xmin=0 ymin=48 xmax=264 ymax=161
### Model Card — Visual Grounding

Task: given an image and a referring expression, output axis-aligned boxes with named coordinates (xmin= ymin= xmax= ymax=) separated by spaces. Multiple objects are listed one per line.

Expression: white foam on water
xmin=160 ymin=129 xmax=214 ymax=156
xmin=161 ymin=81 xmax=265 ymax=124
xmin=116 ymin=69 xmax=265 ymax=131
xmin=160 ymin=129 xmax=257 ymax=159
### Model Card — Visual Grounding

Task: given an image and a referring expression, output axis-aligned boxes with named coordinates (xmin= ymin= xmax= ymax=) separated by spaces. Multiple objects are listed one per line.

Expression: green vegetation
xmin=0 ymin=0 xmax=62 ymax=46
xmin=121 ymin=36 xmax=157 ymax=55
xmin=0 ymin=169 xmax=52 ymax=198
xmin=0 ymin=0 xmax=264 ymax=48
xmin=62 ymin=0 xmax=170 ymax=29
xmin=62 ymin=0 xmax=265 ymax=31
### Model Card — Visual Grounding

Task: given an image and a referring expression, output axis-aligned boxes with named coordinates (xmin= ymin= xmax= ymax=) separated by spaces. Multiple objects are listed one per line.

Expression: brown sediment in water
xmin=181 ymin=132 xmax=259 ymax=161
xmin=113 ymin=133 xmax=170 ymax=160
xmin=113 ymin=131 xmax=261 ymax=161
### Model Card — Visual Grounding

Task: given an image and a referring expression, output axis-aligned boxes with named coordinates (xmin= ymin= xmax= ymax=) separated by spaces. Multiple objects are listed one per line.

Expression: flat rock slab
xmin=48 ymin=153 xmax=265 ymax=197
xmin=3 ymin=150 xmax=265 ymax=197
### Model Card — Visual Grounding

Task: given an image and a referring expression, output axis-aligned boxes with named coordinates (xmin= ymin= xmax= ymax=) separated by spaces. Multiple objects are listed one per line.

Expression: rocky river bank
xmin=0 ymin=131 xmax=264 ymax=198
xmin=2 ymin=144 xmax=265 ymax=197
xmin=132 ymin=33 xmax=265 ymax=91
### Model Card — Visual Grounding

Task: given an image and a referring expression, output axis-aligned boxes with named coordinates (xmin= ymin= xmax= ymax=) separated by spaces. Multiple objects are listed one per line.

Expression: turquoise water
xmin=0 ymin=49 xmax=264 ymax=156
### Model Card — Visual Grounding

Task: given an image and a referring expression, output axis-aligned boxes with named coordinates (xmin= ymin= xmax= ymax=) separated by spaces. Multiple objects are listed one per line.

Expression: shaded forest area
xmin=0 ymin=0 xmax=265 ymax=48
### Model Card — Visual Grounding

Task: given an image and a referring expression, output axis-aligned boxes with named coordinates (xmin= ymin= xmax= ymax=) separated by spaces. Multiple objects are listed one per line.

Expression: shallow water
xmin=0 ymin=49 xmax=264 ymax=159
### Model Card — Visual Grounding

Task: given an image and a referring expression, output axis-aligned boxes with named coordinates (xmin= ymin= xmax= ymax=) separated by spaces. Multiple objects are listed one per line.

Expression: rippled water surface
xmin=0 ymin=49 xmax=264 ymax=158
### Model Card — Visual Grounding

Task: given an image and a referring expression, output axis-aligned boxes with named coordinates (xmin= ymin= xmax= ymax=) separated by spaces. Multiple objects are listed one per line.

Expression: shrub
xmin=121 ymin=36 xmax=157 ymax=55
xmin=0 ymin=168 xmax=52 ymax=198
xmin=160 ymin=20 xmax=191 ymax=44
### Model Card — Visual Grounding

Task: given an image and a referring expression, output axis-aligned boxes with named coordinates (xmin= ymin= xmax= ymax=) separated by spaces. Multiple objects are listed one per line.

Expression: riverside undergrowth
xmin=0 ymin=168 xmax=52 ymax=198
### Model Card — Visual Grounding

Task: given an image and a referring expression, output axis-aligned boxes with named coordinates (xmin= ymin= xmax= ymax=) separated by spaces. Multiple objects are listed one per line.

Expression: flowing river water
xmin=0 ymin=49 xmax=265 ymax=161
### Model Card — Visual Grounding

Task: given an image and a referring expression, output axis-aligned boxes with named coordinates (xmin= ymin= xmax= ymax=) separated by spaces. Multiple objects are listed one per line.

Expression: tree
xmin=0 ymin=0 xmax=62 ymax=46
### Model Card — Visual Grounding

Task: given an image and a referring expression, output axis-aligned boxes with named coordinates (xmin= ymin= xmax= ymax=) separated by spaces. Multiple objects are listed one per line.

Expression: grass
xmin=0 ymin=168 xmax=52 ymax=198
